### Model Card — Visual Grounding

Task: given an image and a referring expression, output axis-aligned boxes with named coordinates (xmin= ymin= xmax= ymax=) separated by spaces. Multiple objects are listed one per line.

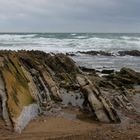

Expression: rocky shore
xmin=0 ymin=50 xmax=140 ymax=139
xmin=67 ymin=50 xmax=140 ymax=56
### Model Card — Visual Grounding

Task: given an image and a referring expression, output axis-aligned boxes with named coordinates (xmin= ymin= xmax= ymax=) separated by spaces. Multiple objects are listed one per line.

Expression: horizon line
xmin=0 ymin=32 xmax=140 ymax=34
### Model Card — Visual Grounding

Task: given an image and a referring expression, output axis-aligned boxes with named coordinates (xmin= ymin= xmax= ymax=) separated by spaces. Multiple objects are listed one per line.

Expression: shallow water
xmin=72 ymin=55 xmax=140 ymax=72
xmin=61 ymin=92 xmax=84 ymax=108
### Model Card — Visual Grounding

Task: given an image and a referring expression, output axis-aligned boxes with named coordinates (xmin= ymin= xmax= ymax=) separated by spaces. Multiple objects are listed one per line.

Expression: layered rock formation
xmin=0 ymin=50 xmax=139 ymax=133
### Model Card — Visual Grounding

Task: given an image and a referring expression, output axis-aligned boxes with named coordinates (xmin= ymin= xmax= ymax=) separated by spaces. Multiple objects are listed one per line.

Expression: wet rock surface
xmin=118 ymin=50 xmax=140 ymax=56
xmin=78 ymin=51 xmax=113 ymax=56
xmin=69 ymin=50 xmax=140 ymax=57
xmin=0 ymin=50 xmax=139 ymax=139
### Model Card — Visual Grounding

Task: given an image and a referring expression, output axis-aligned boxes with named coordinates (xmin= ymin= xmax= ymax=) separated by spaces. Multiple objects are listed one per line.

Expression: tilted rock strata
xmin=76 ymin=75 xmax=120 ymax=122
xmin=0 ymin=51 xmax=122 ymax=132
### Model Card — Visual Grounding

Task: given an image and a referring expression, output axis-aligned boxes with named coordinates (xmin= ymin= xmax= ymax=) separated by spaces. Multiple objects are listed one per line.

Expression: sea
xmin=0 ymin=33 xmax=140 ymax=71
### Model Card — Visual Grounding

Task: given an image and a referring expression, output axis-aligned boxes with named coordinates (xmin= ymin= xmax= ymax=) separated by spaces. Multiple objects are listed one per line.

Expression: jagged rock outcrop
xmin=105 ymin=67 xmax=140 ymax=86
xmin=0 ymin=51 xmax=122 ymax=133
xmin=94 ymin=67 xmax=140 ymax=112
xmin=76 ymin=75 xmax=120 ymax=123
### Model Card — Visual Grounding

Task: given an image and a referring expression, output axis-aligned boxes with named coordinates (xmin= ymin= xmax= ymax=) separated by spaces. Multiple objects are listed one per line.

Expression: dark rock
xmin=120 ymin=67 xmax=140 ymax=84
xmin=78 ymin=51 xmax=99 ymax=55
xmin=99 ymin=51 xmax=112 ymax=56
xmin=66 ymin=53 xmax=76 ymax=56
xmin=105 ymin=67 xmax=140 ymax=86
xmin=101 ymin=69 xmax=114 ymax=74
xmin=78 ymin=51 xmax=112 ymax=56
xmin=44 ymin=53 xmax=81 ymax=74
xmin=79 ymin=66 xmax=96 ymax=73
xmin=118 ymin=50 xmax=140 ymax=56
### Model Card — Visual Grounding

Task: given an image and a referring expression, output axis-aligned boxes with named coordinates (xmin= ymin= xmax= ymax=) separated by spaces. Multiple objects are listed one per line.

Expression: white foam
xmin=0 ymin=34 xmax=36 ymax=41
xmin=74 ymin=36 xmax=87 ymax=39
xmin=71 ymin=33 xmax=76 ymax=36
xmin=121 ymin=36 xmax=140 ymax=41
xmin=0 ymin=34 xmax=140 ymax=54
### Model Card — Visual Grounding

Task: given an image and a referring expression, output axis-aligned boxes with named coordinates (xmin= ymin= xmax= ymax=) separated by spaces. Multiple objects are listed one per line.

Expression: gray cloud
xmin=0 ymin=0 xmax=140 ymax=32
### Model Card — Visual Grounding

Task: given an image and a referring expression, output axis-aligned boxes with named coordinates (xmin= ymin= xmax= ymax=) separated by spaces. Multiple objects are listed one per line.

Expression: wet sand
xmin=0 ymin=108 xmax=140 ymax=140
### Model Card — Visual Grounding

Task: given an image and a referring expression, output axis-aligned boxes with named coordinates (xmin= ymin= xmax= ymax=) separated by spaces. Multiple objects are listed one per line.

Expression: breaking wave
xmin=0 ymin=33 xmax=140 ymax=53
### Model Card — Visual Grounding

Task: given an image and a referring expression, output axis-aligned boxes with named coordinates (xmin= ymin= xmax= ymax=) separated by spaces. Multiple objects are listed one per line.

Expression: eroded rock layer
xmin=0 ymin=50 xmax=139 ymax=133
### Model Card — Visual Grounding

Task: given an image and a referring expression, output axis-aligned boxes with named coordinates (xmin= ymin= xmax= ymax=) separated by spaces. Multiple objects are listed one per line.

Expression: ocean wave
xmin=74 ymin=36 xmax=88 ymax=39
xmin=71 ymin=33 xmax=77 ymax=36
xmin=0 ymin=33 xmax=140 ymax=53
xmin=120 ymin=36 xmax=140 ymax=41
xmin=0 ymin=34 xmax=37 ymax=41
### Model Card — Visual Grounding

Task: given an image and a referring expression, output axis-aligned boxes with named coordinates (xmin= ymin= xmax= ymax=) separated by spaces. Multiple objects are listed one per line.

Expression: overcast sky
xmin=0 ymin=0 xmax=140 ymax=32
